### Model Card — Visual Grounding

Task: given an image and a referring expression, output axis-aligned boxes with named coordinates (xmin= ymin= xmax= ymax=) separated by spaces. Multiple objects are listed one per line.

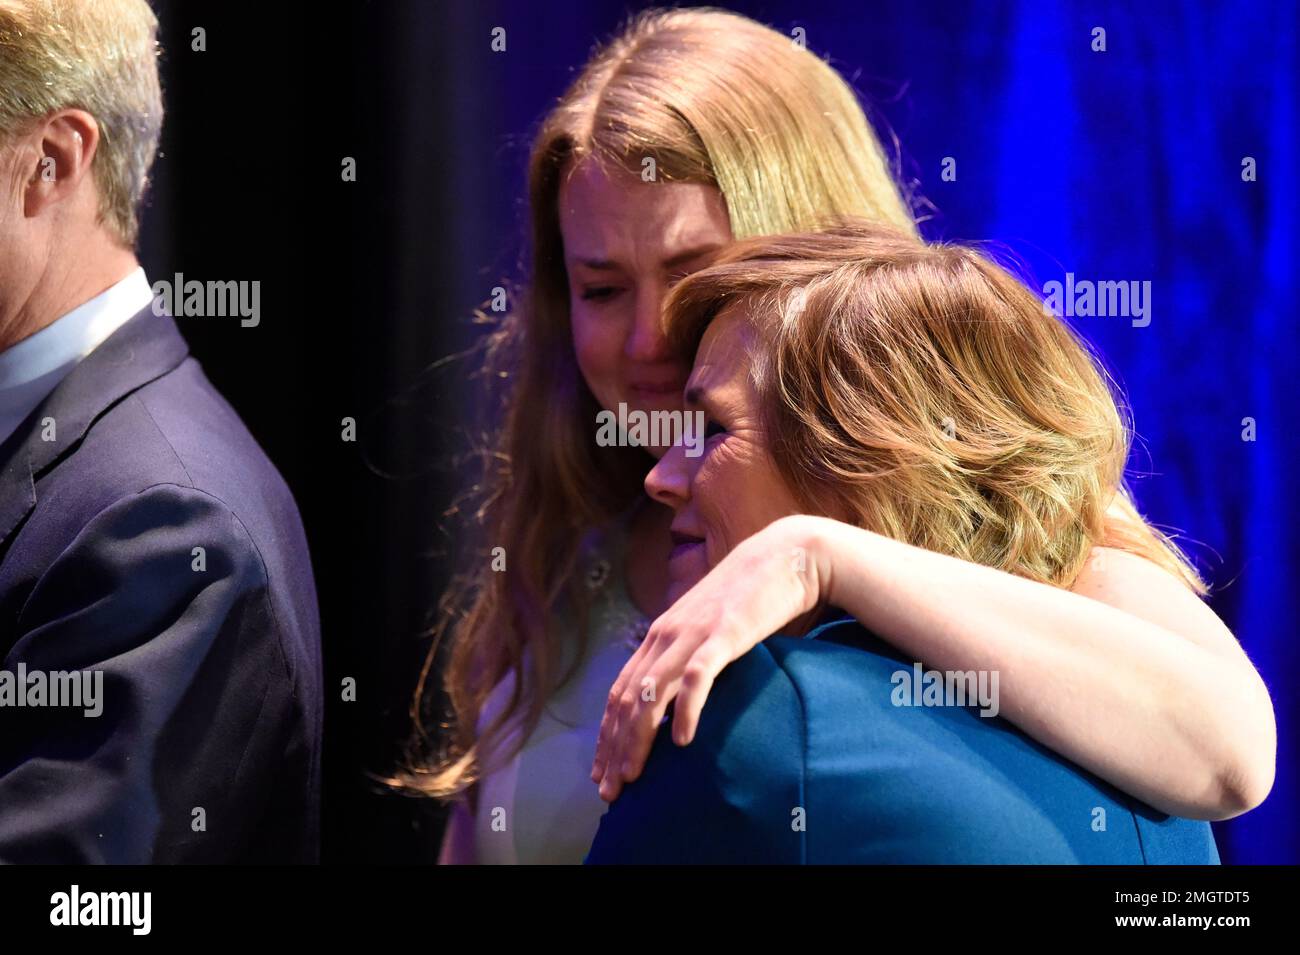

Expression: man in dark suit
xmin=0 ymin=0 xmax=321 ymax=862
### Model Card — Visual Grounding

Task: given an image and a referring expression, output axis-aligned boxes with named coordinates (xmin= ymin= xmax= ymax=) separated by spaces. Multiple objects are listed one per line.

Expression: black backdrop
xmin=143 ymin=1 xmax=472 ymax=863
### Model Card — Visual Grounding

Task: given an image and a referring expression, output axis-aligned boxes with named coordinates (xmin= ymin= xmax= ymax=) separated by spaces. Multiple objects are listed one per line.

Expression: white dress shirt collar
xmin=0 ymin=267 xmax=154 ymax=446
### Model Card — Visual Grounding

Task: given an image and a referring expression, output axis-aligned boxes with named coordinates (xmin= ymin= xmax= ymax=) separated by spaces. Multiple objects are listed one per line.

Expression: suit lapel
xmin=0 ymin=305 xmax=190 ymax=548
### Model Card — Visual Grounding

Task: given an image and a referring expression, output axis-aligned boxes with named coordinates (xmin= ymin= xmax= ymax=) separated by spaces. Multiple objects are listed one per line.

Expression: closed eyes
xmin=577 ymin=271 xmax=693 ymax=304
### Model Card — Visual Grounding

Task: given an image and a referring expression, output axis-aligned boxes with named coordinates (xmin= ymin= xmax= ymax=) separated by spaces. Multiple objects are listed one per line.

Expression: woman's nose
xmin=624 ymin=287 xmax=672 ymax=362
xmin=645 ymin=440 xmax=691 ymax=509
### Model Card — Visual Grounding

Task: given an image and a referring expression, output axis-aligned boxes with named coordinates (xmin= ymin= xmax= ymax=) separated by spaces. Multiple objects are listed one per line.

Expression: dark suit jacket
xmin=586 ymin=616 xmax=1219 ymax=864
xmin=0 ymin=306 xmax=322 ymax=863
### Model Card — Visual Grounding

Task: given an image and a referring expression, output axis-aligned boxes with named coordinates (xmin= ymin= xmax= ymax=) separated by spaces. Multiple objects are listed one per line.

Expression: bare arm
xmin=805 ymin=515 xmax=1276 ymax=820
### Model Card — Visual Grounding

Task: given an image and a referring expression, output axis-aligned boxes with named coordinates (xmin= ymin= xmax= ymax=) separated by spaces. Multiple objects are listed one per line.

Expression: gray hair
xmin=0 ymin=0 xmax=164 ymax=246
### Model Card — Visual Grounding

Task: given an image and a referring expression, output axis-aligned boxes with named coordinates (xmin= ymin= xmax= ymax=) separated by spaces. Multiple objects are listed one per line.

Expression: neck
xmin=1 ymin=235 xmax=139 ymax=353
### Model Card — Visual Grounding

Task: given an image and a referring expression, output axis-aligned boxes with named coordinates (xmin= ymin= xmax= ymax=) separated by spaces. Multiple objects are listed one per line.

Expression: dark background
xmin=144 ymin=0 xmax=1297 ymax=864
xmin=145 ymin=0 xmax=452 ymax=863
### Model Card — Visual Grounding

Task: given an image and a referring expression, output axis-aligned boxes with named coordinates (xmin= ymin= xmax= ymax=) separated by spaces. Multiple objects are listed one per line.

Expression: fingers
xmin=601 ymin=649 xmax=720 ymax=800
xmin=596 ymin=702 xmax=621 ymax=800
xmin=598 ymin=706 xmax=633 ymax=801
xmin=618 ymin=680 xmax=680 ymax=785
xmin=672 ymin=646 xmax=726 ymax=747
xmin=598 ymin=671 xmax=659 ymax=802
xmin=594 ymin=598 xmax=763 ymax=798
xmin=591 ymin=680 xmax=626 ymax=786
xmin=591 ymin=643 xmax=645 ymax=782
xmin=607 ymin=625 xmax=703 ymax=782
xmin=594 ymin=623 xmax=665 ymax=792
xmin=590 ymin=531 xmax=818 ymax=801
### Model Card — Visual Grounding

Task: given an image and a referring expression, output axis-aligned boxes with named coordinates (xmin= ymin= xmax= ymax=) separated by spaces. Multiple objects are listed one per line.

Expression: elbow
xmin=1194 ymin=761 xmax=1275 ymax=822
xmin=1206 ymin=742 xmax=1276 ymax=821
xmin=1161 ymin=674 xmax=1277 ymax=822
xmin=1168 ymin=757 xmax=1274 ymax=822
xmin=1195 ymin=688 xmax=1277 ymax=821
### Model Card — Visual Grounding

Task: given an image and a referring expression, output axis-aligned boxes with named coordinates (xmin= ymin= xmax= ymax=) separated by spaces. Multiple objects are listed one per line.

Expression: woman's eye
xmin=580 ymin=286 xmax=621 ymax=302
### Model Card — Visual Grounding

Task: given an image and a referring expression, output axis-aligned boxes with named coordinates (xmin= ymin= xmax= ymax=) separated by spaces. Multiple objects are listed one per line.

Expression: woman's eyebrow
xmin=572 ymin=256 xmax=620 ymax=270
xmin=572 ymin=244 xmax=722 ymax=272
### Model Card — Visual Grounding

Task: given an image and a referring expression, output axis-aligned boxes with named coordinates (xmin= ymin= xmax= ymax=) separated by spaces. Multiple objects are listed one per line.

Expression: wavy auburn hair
xmin=392 ymin=8 xmax=918 ymax=802
xmin=662 ymin=219 xmax=1208 ymax=592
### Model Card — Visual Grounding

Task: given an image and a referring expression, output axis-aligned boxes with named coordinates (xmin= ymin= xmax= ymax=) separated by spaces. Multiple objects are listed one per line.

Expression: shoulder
xmin=17 ymin=483 xmax=269 ymax=626
xmin=1071 ymin=544 xmax=1238 ymax=654
xmin=54 ymin=358 xmax=311 ymax=589
xmin=586 ymin=640 xmax=806 ymax=863
xmin=1076 ymin=495 xmax=1215 ymax=612
xmin=20 ymin=376 xmax=318 ymax=678
xmin=33 ymin=373 xmax=309 ymax=564
xmin=13 ymin=478 xmax=322 ymax=727
xmin=1072 ymin=543 xmax=1209 ymax=617
xmin=130 ymin=360 xmax=299 ymax=513
xmin=39 ymin=355 xmax=295 ymax=522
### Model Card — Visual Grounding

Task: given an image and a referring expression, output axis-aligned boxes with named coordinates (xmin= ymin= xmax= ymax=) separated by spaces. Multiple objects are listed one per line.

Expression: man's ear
xmin=23 ymin=108 xmax=100 ymax=219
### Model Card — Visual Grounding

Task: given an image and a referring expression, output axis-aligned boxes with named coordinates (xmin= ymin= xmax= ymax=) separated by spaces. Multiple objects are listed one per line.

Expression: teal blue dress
xmin=585 ymin=614 xmax=1220 ymax=864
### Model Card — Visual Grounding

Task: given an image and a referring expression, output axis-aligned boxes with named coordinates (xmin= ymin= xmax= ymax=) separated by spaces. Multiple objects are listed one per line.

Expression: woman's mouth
xmin=666 ymin=529 xmax=709 ymax=596
xmin=668 ymin=529 xmax=706 ymax=562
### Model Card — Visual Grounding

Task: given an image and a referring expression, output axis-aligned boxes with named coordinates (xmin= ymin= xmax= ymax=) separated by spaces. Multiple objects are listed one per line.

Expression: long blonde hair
xmin=662 ymin=219 xmax=1208 ymax=591
xmin=393 ymin=8 xmax=918 ymax=801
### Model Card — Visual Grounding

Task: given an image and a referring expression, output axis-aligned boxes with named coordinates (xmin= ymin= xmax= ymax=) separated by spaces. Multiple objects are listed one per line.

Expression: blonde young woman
xmin=404 ymin=9 xmax=1275 ymax=864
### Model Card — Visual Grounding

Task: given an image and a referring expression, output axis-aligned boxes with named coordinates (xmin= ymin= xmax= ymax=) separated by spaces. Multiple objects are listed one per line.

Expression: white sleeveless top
xmin=472 ymin=511 xmax=651 ymax=864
